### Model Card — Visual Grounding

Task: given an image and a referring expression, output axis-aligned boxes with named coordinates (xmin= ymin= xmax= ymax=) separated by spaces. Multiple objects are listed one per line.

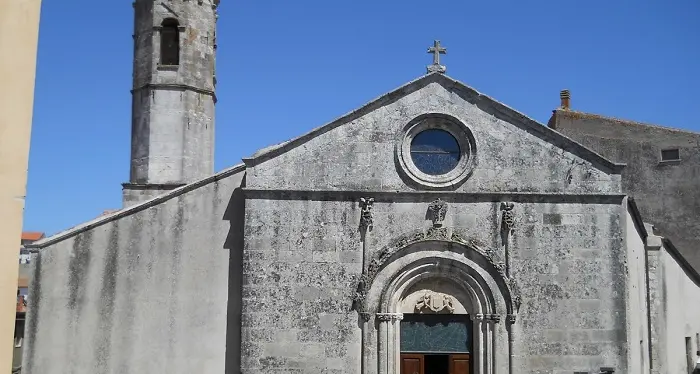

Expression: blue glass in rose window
xmin=410 ymin=130 xmax=461 ymax=175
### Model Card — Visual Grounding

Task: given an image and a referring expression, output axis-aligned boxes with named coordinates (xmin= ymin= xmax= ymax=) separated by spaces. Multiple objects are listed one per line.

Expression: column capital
xmin=484 ymin=314 xmax=502 ymax=323
xmin=376 ymin=312 xmax=404 ymax=321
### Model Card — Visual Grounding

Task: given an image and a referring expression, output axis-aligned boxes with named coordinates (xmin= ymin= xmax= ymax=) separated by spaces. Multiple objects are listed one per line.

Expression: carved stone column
xmin=484 ymin=314 xmax=501 ymax=374
xmin=376 ymin=313 xmax=403 ymax=374
xmin=472 ymin=313 xmax=485 ymax=374
xmin=360 ymin=312 xmax=372 ymax=374
xmin=506 ymin=314 xmax=516 ymax=374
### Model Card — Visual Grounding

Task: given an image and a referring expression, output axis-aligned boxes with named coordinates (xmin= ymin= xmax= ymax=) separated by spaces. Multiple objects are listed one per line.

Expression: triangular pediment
xmin=245 ymin=73 xmax=623 ymax=173
xmin=244 ymin=73 xmax=624 ymax=194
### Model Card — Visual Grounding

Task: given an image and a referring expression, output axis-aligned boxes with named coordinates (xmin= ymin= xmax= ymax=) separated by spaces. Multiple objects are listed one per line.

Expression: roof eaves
xmin=26 ymin=163 xmax=246 ymax=249
xmin=554 ymin=109 xmax=700 ymax=136
xmin=661 ymin=237 xmax=700 ymax=287
xmin=626 ymin=196 xmax=649 ymax=240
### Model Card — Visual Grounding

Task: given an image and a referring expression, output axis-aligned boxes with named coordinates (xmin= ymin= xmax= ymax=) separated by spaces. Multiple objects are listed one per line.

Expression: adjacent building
xmin=14 ymin=232 xmax=44 ymax=373
xmin=549 ymin=93 xmax=700 ymax=271
xmin=0 ymin=0 xmax=42 ymax=372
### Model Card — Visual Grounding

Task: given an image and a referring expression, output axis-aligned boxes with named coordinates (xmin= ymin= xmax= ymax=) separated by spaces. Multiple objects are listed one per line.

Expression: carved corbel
xmin=359 ymin=197 xmax=374 ymax=231
xmin=500 ymin=202 xmax=515 ymax=277
xmin=500 ymin=202 xmax=515 ymax=233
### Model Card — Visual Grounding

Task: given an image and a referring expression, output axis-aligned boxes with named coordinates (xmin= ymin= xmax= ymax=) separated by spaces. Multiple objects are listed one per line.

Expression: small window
xmin=160 ymin=19 xmax=180 ymax=66
xmin=660 ymin=148 xmax=680 ymax=162
xmin=410 ymin=129 xmax=461 ymax=175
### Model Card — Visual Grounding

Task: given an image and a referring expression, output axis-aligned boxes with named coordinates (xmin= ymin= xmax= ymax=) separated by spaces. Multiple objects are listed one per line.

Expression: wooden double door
xmin=400 ymin=353 xmax=470 ymax=374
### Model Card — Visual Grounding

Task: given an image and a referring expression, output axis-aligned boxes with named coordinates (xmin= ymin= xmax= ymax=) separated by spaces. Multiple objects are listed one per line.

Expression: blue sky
xmin=25 ymin=0 xmax=699 ymax=235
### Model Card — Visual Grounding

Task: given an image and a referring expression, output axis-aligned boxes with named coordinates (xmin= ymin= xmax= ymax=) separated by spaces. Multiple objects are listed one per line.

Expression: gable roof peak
xmin=244 ymin=72 xmax=625 ymax=174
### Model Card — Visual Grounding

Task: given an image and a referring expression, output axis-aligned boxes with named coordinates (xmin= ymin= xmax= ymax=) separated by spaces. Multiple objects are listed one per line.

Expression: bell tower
xmin=123 ymin=0 xmax=219 ymax=207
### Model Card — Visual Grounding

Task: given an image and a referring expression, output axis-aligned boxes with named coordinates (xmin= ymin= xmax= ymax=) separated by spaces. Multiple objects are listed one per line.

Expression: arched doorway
xmin=359 ymin=235 xmax=518 ymax=374
xmin=398 ymin=278 xmax=474 ymax=374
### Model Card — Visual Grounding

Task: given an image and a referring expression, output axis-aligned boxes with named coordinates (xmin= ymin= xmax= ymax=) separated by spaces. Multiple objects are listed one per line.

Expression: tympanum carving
xmin=415 ymin=292 xmax=455 ymax=313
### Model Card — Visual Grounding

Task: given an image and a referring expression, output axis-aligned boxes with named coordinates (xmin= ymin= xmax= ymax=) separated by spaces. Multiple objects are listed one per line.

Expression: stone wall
xmin=647 ymin=227 xmax=700 ymax=374
xmin=23 ymin=169 xmax=244 ymax=374
xmin=241 ymin=75 xmax=634 ymax=373
xmin=508 ymin=201 xmax=629 ymax=373
xmin=623 ymin=200 xmax=651 ymax=374
xmin=240 ymin=195 xmax=633 ymax=373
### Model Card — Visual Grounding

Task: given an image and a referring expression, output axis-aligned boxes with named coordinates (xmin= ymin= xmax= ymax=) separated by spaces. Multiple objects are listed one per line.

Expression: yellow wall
xmin=0 ymin=0 xmax=42 ymax=371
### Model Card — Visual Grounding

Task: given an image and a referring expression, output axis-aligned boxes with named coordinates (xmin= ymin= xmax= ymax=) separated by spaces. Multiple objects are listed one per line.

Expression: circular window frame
xmin=396 ymin=113 xmax=477 ymax=189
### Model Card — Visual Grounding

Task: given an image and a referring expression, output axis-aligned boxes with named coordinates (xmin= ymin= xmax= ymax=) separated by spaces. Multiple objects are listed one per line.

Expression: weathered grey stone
xmin=550 ymin=109 xmax=700 ymax=271
xmin=124 ymin=0 xmax=218 ymax=207
xmin=21 ymin=32 xmax=700 ymax=374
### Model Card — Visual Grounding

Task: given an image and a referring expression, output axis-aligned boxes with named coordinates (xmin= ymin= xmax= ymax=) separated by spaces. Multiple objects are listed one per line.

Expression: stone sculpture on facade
xmin=359 ymin=197 xmax=374 ymax=231
xmin=500 ymin=202 xmax=515 ymax=231
xmin=500 ymin=201 xmax=515 ymax=276
xmin=415 ymin=291 xmax=455 ymax=313
xmin=427 ymin=198 xmax=448 ymax=227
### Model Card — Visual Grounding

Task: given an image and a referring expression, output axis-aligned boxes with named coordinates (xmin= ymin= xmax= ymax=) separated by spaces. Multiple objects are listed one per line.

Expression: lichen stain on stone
xmin=68 ymin=230 xmax=93 ymax=311
xmin=94 ymin=221 xmax=120 ymax=371
xmin=142 ymin=208 xmax=160 ymax=280
xmin=165 ymin=197 xmax=186 ymax=368
xmin=114 ymin=215 xmax=141 ymax=368
xmin=186 ymin=27 xmax=198 ymax=45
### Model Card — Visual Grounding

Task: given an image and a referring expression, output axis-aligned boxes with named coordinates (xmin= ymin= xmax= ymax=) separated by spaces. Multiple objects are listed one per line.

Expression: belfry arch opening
xmin=160 ymin=18 xmax=180 ymax=66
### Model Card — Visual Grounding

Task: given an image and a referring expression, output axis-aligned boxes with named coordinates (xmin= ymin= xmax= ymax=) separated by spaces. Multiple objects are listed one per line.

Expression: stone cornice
xmin=131 ymin=83 xmax=217 ymax=103
xmin=242 ymin=188 xmax=625 ymax=204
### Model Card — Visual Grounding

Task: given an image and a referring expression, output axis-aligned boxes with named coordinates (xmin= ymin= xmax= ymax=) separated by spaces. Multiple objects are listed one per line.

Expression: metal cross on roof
xmin=427 ymin=40 xmax=447 ymax=74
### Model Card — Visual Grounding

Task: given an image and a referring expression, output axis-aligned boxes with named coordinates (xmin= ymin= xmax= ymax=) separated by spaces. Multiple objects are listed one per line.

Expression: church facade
xmin=23 ymin=2 xmax=700 ymax=374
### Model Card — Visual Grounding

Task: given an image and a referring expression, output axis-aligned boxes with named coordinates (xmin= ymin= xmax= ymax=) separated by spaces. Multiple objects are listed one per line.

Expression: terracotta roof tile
xmin=21 ymin=232 xmax=44 ymax=241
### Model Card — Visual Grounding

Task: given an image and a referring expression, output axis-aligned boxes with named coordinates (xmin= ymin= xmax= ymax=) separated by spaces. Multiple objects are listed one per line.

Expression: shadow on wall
xmin=224 ymin=174 xmax=246 ymax=374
